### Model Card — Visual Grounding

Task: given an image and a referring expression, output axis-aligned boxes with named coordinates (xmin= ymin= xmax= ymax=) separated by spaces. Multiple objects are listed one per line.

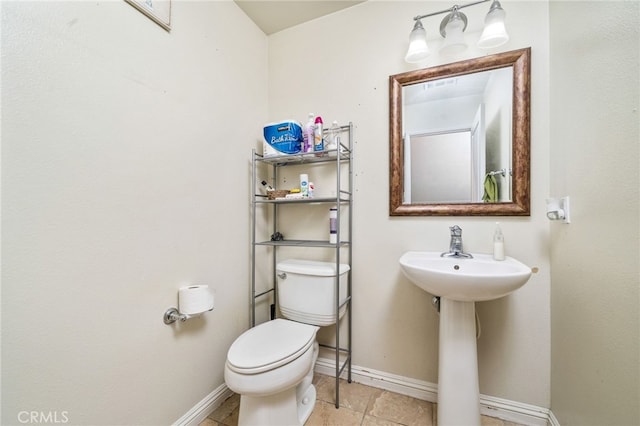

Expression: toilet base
xmin=238 ymin=384 xmax=317 ymax=426
xmin=297 ymin=381 xmax=317 ymax=424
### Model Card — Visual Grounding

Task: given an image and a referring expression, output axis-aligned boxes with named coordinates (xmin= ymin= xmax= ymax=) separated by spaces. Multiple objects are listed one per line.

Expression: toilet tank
xmin=276 ymin=259 xmax=350 ymax=326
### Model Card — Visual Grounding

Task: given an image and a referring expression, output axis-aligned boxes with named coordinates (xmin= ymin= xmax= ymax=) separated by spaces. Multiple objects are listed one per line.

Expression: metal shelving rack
xmin=250 ymin=122 xmax=353 ymax=409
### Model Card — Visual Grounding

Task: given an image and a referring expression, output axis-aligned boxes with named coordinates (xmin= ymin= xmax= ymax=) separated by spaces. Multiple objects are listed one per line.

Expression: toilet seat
xmin=227 ymin=319 xmax=318 ymax=374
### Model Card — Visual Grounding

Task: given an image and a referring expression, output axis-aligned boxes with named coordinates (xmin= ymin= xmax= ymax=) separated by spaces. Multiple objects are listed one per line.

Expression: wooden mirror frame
xmin=389 ymin=48 xmax=531 ymax=216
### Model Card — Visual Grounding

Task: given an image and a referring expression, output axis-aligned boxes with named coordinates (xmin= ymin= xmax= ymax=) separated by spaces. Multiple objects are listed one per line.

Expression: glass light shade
xmin=440 ymin=12 xmax=467 ymax=55
xmin=405 ymin=20 xmax=430 ymax=63
xmin=478 ymin=1 xmax=509 ymax=49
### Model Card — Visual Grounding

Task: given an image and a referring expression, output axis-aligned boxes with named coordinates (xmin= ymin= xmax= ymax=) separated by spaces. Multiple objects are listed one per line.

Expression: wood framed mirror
xmin=389 ymin=48 xmax=531 ymax=216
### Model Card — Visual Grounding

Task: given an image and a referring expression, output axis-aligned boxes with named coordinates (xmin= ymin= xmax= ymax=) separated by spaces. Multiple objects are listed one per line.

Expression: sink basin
xmin=399 ymin=251 xmax=532 ymax=302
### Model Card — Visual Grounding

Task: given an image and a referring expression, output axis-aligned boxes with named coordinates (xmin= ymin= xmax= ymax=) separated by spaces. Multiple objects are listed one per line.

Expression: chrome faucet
xmin=441 ymin=225 xmax=473 ymax=258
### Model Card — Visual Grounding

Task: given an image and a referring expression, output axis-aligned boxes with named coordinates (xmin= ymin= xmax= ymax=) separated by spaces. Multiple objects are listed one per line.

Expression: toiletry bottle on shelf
xmin=326 ymin=120 xmax=339 ymax=151
xmin=303 ymin=113 xmax=315 ymax=153
xmin=493 ymin=222 xmax=505 ymax=261
xmin=329 ymin=206 xmax=338 ymax=244
xmin=300 ymin=174 xmax=309 ymax=198
xmin=308 ymin=182 xmax=315 ymax=198
xmin=314 ymin=116 xmax=324 ymax=152
xmin=260 ymin=180 xmax=274 ymax=193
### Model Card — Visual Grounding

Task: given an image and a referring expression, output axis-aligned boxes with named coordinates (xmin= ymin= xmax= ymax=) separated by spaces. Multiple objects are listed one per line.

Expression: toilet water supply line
xmin=432 ymin=297 xmax=482 ymax=339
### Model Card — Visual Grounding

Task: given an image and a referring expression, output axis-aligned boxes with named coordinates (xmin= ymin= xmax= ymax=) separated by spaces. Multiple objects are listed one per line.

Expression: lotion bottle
xmin=300 ymin=174 xmax=309 ymax=197
xmin=493 ymin=222 xmax=505 ymax=261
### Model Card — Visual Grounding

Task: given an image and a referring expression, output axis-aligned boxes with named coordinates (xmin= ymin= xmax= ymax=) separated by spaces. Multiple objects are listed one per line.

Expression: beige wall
xmin=549 ymin=2 xmax=640 ymax=425
xmin=4 ymin=1 xmax=638 ymax=424
xmin=268 ymin=1 xmax=551 ymax=408
xmin=1 ymin=1 xmax=267 ymax=424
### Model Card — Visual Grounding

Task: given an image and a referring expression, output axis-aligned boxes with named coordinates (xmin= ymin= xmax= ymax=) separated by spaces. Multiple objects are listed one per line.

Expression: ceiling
xmin=234 ymin=1 xmax=365 ymax=35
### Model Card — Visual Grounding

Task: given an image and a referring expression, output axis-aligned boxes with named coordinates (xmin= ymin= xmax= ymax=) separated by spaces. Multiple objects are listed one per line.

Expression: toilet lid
xmin=227 ymin=319 xmax=319 ymax=374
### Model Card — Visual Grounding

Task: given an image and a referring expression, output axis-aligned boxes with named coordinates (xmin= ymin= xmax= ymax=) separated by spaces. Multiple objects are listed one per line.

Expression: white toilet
xmin=224 ymin=259 xmax=350 ymax=426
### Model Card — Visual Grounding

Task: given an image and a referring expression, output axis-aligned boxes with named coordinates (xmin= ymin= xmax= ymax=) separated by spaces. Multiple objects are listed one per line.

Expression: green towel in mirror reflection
xmin=482 ymin=174 xmax=498 ymax=202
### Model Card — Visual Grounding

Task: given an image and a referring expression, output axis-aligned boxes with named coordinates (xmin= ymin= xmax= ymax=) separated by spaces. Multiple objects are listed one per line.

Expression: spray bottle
xmin=314 ymin=116 xmax=324 ymax=152
xmin=303 ymin=113 xmax=315 ymax=153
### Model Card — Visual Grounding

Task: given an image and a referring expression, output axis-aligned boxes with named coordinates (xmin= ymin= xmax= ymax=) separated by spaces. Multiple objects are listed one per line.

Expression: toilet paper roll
xmin=178 ymin=285 xmax=214 ymax=315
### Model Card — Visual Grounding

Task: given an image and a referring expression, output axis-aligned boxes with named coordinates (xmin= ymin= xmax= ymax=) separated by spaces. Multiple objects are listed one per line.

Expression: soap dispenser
xmin=493 ymin=222 xmax=505 ymax=261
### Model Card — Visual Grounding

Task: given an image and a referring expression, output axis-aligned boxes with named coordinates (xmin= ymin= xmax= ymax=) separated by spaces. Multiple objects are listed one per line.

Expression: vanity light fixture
xmin=404 ymin=0 xmax=509 ymax=63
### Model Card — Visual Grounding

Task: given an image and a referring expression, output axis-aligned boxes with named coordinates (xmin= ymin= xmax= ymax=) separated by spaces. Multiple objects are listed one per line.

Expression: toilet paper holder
xmin=163 ymin=307 xmax=191 ymax=324
xmin=163 ymin=307 xmax=213 ymax=324
xmin=164 ymin=285 xmax=214 ymax=324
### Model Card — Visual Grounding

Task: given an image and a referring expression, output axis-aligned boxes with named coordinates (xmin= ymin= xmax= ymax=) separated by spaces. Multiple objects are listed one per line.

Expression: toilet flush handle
xmin=277 ymin=272 xmax=287 ymax=279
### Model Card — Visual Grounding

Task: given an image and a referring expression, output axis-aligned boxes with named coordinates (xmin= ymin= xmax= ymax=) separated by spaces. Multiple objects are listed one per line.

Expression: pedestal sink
xmin=399 ymin=251 xmax=532 ymax=426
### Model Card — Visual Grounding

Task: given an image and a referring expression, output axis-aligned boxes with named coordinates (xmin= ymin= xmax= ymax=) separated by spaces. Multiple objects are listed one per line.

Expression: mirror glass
xmin=389 ymin=48 xmax=531 ymax=216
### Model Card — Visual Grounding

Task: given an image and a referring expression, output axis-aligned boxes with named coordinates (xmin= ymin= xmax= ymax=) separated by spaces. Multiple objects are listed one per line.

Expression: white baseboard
xmin=548 ymin=410 xmax=561 ymax=426
xmin=315 ymin=356 xmax=553 ymax=426
xmin=176 ymin=357 xmax=556 ymax=426
xmin=173 ymin=383 xmax=234 ymax=426
xmin=479 ymin=393 xmax=552 ymax=426
xmin=314 ymin=356 xmax=439 ymax=403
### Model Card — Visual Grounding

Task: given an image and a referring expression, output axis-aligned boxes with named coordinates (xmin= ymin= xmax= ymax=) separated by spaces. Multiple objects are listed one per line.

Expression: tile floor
xmin=200 ymin=373 xmax=525 ymax=426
